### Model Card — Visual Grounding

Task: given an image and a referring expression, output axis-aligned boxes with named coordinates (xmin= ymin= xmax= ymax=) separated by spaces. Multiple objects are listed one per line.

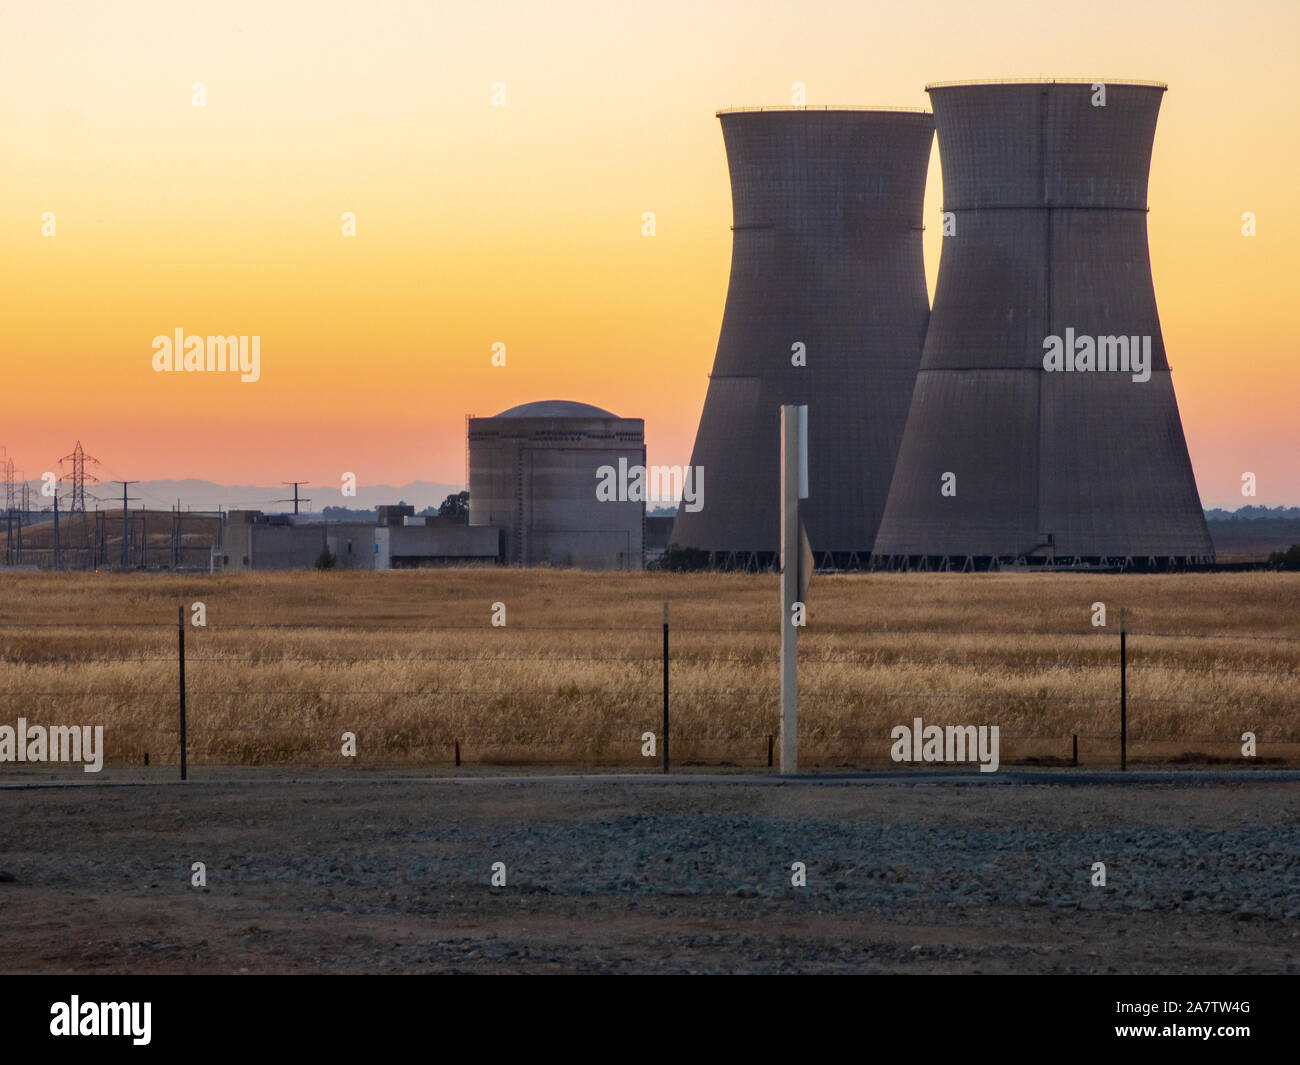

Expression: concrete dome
xmin=494 ymin=400 xmax=617 ymax=419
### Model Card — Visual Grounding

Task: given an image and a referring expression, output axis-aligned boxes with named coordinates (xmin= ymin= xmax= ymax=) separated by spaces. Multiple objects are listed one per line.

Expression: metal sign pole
xmin=780 ymin=405 xmax=799 ymax=774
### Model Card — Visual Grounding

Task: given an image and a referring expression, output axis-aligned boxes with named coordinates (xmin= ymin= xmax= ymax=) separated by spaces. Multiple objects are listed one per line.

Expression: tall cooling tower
xmin=671 ymin=107 xmax=935 ymax=567
xmin=874 ymin=80 xmax=1213 ymax=568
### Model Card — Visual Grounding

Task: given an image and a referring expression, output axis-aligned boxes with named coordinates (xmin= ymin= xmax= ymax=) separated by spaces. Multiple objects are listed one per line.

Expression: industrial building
xmin=214 ymin=506 xmax=500 ymax=571
xmin=670 ymin=107 xmax=935 ymax=567
xmin=468 ymin=401 xmax=645 ymax=569
xmin=873 ymin=80 xmax=1214 ymax=569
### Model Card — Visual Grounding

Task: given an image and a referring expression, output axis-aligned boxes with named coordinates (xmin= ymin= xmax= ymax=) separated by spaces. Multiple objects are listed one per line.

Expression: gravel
xmin=0 ymin=772 xmax=1296 ymax=973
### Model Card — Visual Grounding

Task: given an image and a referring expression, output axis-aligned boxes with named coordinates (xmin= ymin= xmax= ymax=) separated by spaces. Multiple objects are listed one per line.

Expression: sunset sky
xmin=1 ymin=0 xmax=1296 ymax=507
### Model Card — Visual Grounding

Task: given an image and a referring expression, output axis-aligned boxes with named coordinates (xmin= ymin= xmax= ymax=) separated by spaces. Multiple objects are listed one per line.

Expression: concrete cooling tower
xmin=671 ymin=107 xmax=935 ymax=567
xmin=873 ymin=80 xmax=1214 ymax=569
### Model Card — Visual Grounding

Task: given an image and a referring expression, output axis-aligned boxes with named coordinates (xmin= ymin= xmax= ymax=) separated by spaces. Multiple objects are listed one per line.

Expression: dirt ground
xmin=0 ymin=770 xmax=1296 ymax=974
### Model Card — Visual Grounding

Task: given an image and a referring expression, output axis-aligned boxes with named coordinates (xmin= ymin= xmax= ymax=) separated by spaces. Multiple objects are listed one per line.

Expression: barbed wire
xmin=4 ymin=653 xmax=1298 ymax=680
xmin=3 ymin=619 xmax=1298 ymax=642
xmin=102 ymin=731 xmax=1300 ymax=742
xmin=1128 ymin=662 xmax=1300 ymax=678
xmin=2 ymin=655 xmax=667 ymax=665
xmin=1 ymin=617 xmax=1294 ymax=767
xmin=1134 ymin=631 xmax=1300 ymax=643
xmin=1 ymin=689 xmax=1291 ymax=706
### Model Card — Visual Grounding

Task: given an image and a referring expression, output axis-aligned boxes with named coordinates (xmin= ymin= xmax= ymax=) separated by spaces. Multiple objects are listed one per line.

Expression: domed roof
xmin=494 ymin=400 xmax=617 ymax=419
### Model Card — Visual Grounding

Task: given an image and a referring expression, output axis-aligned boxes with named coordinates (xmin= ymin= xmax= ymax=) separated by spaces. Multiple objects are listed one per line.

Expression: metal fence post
xmin=1120 ymin=607 xmax=1127 ymax=771
xmin=178 ymin=603 xmax=188 ymax=781
xmin=662 ymin=602 xmax=670 ymax=774
xmin=779 ymin=405 xmax=800 ymax=774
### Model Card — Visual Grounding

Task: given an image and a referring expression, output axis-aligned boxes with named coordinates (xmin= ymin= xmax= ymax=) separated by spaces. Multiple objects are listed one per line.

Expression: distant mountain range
xmin=14 ymin=478 xmax=465 ymax=514
xmin=7 ymin=481 xmax=1297 ymax=521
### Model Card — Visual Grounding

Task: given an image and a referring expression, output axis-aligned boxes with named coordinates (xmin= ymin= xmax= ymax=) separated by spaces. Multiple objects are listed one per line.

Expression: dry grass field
xmin=0 ymin=569 xmax=1296 ymax=769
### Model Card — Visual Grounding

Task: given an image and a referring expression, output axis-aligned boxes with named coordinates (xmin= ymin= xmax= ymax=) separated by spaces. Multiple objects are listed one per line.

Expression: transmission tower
xmin=58 ymin=441 xmax=101 ymax=514
xmin=3 ymin=458 xmax=14 ymax=514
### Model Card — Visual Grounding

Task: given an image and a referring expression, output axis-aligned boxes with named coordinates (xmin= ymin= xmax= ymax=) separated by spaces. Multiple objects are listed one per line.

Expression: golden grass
xmin=0 ymin=569 xmax=1296 ymax=768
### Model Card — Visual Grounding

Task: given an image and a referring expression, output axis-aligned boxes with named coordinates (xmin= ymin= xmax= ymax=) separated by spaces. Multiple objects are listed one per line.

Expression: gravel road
xmin=1 ymin=770 xmax=1296 ymax=973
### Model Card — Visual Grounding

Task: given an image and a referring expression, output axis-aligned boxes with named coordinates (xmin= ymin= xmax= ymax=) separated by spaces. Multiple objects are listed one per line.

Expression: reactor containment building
xmin=873 ymin=80 xmax=1214 ymax=569
xmin=468 ymin=400 xmax=645 ymax=570
xmin=671 ymin=107 xmax=936 ymax=567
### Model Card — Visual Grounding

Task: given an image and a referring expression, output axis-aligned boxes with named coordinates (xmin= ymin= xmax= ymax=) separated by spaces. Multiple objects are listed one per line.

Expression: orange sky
xmin=1 ymin=0 xmax=1296 ymax=506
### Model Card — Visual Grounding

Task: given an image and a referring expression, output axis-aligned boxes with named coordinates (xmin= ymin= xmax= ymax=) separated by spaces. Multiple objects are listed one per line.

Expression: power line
xmin=277 ymin=481 xmax=310 ymax=516
xmin=110 ymin=481 xmax=139 ymax=568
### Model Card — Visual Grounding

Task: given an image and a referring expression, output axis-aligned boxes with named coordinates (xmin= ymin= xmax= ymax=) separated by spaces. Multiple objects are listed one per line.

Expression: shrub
xmin=657 ymin=544 xmax=711 ymax=572
xmin=1268 ymin=544 xmax=1300 ymax=571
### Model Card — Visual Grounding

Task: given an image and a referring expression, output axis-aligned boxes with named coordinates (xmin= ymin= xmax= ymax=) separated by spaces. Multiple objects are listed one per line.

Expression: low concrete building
xmin=382 ymin=520 xmax=501 ymax=570
xmin=468 ymin=400 xmax=645 ymax=569
xmin=214 ymin=510 xmax=500 ymax=571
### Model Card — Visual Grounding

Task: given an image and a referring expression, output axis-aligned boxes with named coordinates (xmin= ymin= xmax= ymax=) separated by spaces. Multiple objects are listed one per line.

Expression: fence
xmin=0 ymin=607 xmax=1297 ymax=773
xmin=1 ymin=509 xmax=220 ymax=571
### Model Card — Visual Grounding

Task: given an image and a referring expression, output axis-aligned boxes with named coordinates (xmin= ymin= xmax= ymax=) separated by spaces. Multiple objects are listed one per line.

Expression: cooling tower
xmin=873 ymin=80 xmax=1213 ymax=568
xmin=671 ymin=107 xmax=935 ymax=566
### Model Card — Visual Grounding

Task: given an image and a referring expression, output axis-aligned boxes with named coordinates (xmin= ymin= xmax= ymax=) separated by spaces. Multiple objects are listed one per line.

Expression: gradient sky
xmin=1 ymin=0 xmax=1296 ymax=507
